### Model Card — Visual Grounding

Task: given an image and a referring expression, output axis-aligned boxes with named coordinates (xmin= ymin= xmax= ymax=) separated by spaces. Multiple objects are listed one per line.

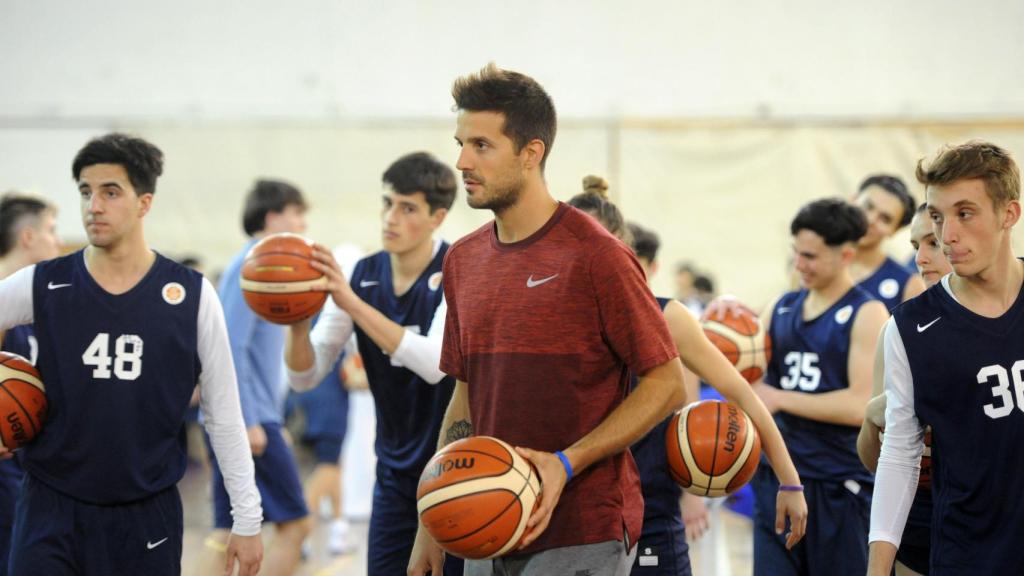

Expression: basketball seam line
xmin=704 ymin=404 xmax=723 ymax=497
xmin=423 ymin=487 xmax=522 ymax=546
xmin=0 ymin=380 xmax=39 ymax=443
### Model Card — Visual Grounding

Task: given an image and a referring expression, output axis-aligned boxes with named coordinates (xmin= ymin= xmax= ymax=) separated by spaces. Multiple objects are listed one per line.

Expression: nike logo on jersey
xmin=917 ymin=317 xmax=941 ymax=332
xmin=146 ymin=537 xmax=168 ymax=550
xmin=47 ymin=282 xmax=71 ymax=290
xmin=359 ymin=280 xmax=379 ymax=288
xmin=777 ymin=307 xmax=791 ymax=315
xmin=526 ymin=274 xmax=559 ymax=288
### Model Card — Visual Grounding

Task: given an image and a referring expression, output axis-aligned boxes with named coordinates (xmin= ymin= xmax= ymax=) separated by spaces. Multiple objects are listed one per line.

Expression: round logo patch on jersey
xmin=162 ymin=282 xmax=186 ymax=305
xmin=879 ymin=278 xmax=900 ymax=300
xmin=428 ymin=271 xmax=443 ymax=292
xmin=834 ymin=304 xmax=854 ymax=325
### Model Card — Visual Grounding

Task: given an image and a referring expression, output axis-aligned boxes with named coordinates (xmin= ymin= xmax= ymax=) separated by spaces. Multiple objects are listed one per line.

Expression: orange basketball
xmin=0 ymin=352 xmax=47 ymax=449
xmin=702 ymin=305 xmax=771 ymax=383
xmin=417 ymin=436 xmax=541 ymax=559
xmin=666 ymin=400 xmax=761 ymax=497
xmin=240 ymin=233 xmax=327 ymax=325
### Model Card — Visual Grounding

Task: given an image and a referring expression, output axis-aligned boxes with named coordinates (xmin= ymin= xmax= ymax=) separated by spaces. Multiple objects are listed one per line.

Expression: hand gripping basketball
xmin=416 ymin=436 xmax=541 ymax=559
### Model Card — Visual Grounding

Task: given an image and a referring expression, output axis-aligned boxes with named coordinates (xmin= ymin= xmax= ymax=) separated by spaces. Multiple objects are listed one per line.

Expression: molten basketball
xmin=701 ymin=305 xmax=771 ymax=383
xmin=666 ymin=400 xmax=761 ymax=497
xmin=0 ymin=352 xmax=47 ymax=449
xmin=240 ymin=233 xmax=327 ymax=325
xmin=416 ymin=436 xmax=541 ymax=559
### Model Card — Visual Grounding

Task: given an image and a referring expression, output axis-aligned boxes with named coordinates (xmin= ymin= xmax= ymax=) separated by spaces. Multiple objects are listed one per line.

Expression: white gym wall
xmin=3 ymin=0 xmax=1023 ymax=304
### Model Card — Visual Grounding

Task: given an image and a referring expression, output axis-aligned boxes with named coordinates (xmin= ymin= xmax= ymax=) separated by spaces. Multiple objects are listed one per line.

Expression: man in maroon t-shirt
xmin=408 ymin=64 xmax=687 ymax=576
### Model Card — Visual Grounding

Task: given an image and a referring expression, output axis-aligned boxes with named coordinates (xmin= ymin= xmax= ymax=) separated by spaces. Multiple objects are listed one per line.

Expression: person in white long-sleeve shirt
xmin=284 ymin=151 xmax=463 ymax=576
xmin=868 ymin=140 xmax=1024 ymax=575
xmin=0 ymin=133 xmax=263 ymax=575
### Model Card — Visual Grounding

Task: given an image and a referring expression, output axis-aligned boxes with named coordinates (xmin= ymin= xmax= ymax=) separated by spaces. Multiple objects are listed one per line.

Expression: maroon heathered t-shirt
xmin=440 ymin=202 xmax=679 ymax=555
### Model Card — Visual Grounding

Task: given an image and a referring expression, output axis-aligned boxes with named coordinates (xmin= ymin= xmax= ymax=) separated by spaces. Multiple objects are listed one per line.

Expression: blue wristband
xmin=555 ymin=450 xmax=574 ymax=482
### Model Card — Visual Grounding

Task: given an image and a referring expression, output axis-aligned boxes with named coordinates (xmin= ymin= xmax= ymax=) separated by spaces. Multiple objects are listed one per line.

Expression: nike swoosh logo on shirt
xmin=526 ymin=274 xmax=559 ymax=288
xmin=47 ymin=282 xmax=72 ymax=290
xmin=777 ymin=307 xmax=791 ymax=315
xmin=917 ymin=317 xmax=941 ymax=333
xmin=146 ymin=537 xmax=168 ymax=550
xmin=359 ymin=280 xmax=379 ymax=288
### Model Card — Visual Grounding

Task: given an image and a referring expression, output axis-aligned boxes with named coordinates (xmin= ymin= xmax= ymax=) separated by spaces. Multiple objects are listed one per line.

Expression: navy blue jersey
xmin=894 ymin=280 xmax=1024 ymax=572
xmin=350 ymin=245 xmax=455 ymax=475
xmin=25 ymin=251 xmax=201 ymax=503
xmin=765 ymin=287 xmax=875 ymax=483
xmin=2 ymin=325 xmax=37 ymax=365
xmin=858 ymin=256 xmax=914 ymax=311
xmin=630 ymin=297 xmax=683 ymax=523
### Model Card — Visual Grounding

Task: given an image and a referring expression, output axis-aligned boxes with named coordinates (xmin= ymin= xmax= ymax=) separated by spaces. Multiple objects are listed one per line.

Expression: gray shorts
xmin=463 ymin=540 xmax=637 ymax=576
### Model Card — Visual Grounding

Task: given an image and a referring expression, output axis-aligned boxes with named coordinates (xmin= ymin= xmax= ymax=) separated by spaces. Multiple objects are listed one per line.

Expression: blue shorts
xmin=752 ymin=465 xmax=871 ymax=576
xmin=310 ymin=437 xmax=344 ymax=464
xmin=632 ymin=515 xmax=692 ymax=575
xmin=0 ymin=458 xmax=24 ymax=576
xmin=206 ymin=422 xmax=307 ymax=528
xmin=370 ymin=462 xmax=463 ymax=576
xmin=9 ymin=475 xmax=182 ymax=576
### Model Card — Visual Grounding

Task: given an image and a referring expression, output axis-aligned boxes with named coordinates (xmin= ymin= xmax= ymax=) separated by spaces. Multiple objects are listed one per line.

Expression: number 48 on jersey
xmin=82 ymin=333 xmax=144 ymax=380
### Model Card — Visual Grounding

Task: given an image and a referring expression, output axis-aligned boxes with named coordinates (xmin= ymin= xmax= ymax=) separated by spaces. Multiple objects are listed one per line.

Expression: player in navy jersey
xmin=741 ymin=198 xmax=887 ymax=576
xmin=0 ymin=192 xmax=62 ymax=576
xmin=284 ymin=152 xmax=463 ymax=576
xmin=198 ymin=179 xmax=311 ymax=576
xmin=850 ymin=175 xmax=925 ymax=310
xmin=0 ymin=133 xmax=263 ymax=576
xmin=570 ymin=182 xmax=807 ymax=575
xmin=857 ymin=203 xmax=951 ymax=576
xmin=869 ymin=141 xmax=1024 ymax=575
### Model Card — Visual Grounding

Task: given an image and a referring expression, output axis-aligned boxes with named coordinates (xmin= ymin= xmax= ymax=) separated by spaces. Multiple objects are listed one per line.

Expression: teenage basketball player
xmin=284 ymin=152 xmax=463 ymax=576
xmin=857 ymin=203 xmax=951 ymax=576
xmin=411 ymin=64 xmax=687 ymax=576
xmin=198 ymin=179 xmax=311 ymax=576
xmin=851 ymin=175 xmax=925 ymax=310
xmin=742 ymin=198 xmax=888 ymax=576
xmin=869 ymin=141 xmax=1023 ymax=574
xmin=0 ymin=193 xmax=61 ymax=576
xmin=568 ymin=183 xmax=807 ymax=575
xmin=0 ymin=133 xmax=263 ymax=575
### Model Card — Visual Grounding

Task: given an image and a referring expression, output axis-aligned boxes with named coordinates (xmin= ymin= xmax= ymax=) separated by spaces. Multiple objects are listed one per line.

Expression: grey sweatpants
xmin=463 ymin=540 xmax=637 ymax=576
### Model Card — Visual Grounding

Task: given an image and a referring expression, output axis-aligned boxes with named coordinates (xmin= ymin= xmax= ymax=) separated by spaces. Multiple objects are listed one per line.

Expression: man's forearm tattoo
xmin=444 ymin=419 xmax=473 ymax=444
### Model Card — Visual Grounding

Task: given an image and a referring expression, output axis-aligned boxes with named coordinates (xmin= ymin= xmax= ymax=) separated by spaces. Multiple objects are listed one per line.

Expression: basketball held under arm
xmin=666 ymin=300 xmax=801 ymax=487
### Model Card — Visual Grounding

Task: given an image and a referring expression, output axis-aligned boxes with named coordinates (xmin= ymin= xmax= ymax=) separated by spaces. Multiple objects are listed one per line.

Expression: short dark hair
xmin=916 ymin=140 xmax=1020 ymax=208
xmin=694 ymin=274 xmax=715 ymax=294
xmin=791 ymin=197 xmax=868 ymax=246
xmin=0 ymin=193 xmax=53 ymax=257
xmin=242 ymin=179 xmax=307 ymax=237
xmin=858 ymin=174 xmax=916 ymax=228
xmin=628 ymin=222 xmax=661 ymax=263
xmin=452 ymin=63 xmax=557 ymax=170
xmin=382 ymin=152 xmax=457 ymax=213
xmin=72 ymin=133 xmax=164 ymax=196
